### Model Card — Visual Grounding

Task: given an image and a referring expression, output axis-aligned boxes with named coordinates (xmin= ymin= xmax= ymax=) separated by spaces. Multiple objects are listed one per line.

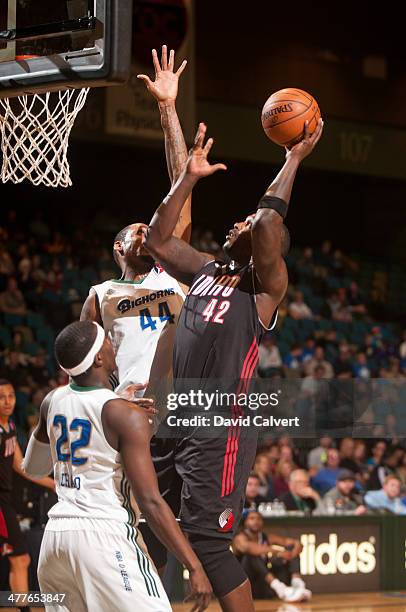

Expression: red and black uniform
xmin=142 ymin=260 xmax=277 ymax=597
xmin=0 ymin=422 xmax=27 ymax=557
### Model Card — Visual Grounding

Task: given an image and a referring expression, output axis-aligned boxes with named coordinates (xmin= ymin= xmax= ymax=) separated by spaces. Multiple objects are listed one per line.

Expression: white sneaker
xmin=302 ymin=588 xmax=312 ymax=600
xmin=282 ymin=586 xmax=308 ymax=603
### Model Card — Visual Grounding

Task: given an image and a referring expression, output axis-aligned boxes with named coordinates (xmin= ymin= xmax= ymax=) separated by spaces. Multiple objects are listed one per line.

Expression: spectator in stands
xmin=198 ymin=229 xmax=221 ymax=255
xmin=258 ymin=336 xmax=282 ymax=377
xmin=367 ymin=440 xmax=387 ymax=470
xmin=272 ymin=460 xmax=294 ymax=499
xmin=311 ymin=448 xmax=341 ymax=495
xmin=353 ymin=440 xmax=369 ymax=475
xmin=280 ymin=469 xmax=320 ymax=514
xmin=0 ymin=351 xmax=29 ymax=391
xmin=302 ymin=336 xmax=316 ymax=363
xmin=301 ymin=363 xmax=327 ymax=396
xmin=17 ymin=257 xmax=36 ymax=299
xmin=9 ymin=331 xmax=28 ymax=357
xmin=29 ymin=211 xmax=50 ymax=241
xmin=31 ymin=254 xmax=46 ymax=284
xmin=396 ymin=452 xmax=406 ymax=492
xmin=45 ymin=231 xmax=65 ymax=255
xmin=296 ymin=247 xmax=315 ymax=282
xmin=27 ymin=350 xmax=51 ymax=388
xmin=0 ymin=244 xmax=15 ymax=290
xmin=279 ymin=444 xmax=296 ymax=465
xmin=233 ymin=511 xmax=310 ymax=602
xmin=338 ymin=438 xmax=360 ymax=474
xmin=288 ymin=291 xmax=313 ymax=320
xmin=331 ymin=249 xmax=345 ymax=277
xmin=364 ymin=475 xmax=406 ymax=514
xmin=266 ymin=443 xmax=280 ymax=473
xmin=0 ymin=278 xmax=27 ymax=316
xmin=304 ymin=346 xmax=334 ymax=378
xmin=348 ymin=281 xmax=367 ymax=317
xmin=307 ymin=435 xmax=334 ymax=474
xmin=399 ymin=330 xmax=406 ymax=361
xmin=334 ymin=344 xmax=354 ymax=377
xmin=323 ymin=329 xmax=340 ymax=360
xmin=244 ymin=473 xmax=266 ymax=511
xmin=283 ymin=344 xmax=303 ymax=372
xmin=368 ymin=446 xmax=405 ymax=490
xmin=315 ymin=239 xmax=333 ymax=273
xmin=253 ymin=454 xmax=274 ymax=501
xmin=353 ymin=352 xmax=371 ymax=379
xmin=317 ymin=469 xmax=366 ymax=515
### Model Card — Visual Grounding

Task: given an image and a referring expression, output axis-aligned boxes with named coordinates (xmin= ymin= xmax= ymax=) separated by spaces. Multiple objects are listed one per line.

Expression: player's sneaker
xmin=282 ymin=586 xmax=309 ymax=602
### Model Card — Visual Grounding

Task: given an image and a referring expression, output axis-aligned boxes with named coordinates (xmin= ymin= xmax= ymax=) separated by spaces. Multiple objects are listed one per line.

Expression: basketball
xmin=261 ymin=88 xmax=321 ymax=147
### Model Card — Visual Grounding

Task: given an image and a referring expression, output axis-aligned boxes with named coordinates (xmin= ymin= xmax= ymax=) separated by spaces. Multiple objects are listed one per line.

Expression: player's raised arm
xmin=102 ymin=399 xmax=212 ymax=611
xmin=251 ymin=119 xmax=324 ymax=326
xmin=145 ymin=122 xmax=227 ymax=284
xmin=138 ymin=45 xmax=192 ymax=242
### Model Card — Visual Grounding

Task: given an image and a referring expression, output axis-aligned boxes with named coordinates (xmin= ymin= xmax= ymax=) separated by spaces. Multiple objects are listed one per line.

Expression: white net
xmin=0 ymin=88 xmax=90 ymax=188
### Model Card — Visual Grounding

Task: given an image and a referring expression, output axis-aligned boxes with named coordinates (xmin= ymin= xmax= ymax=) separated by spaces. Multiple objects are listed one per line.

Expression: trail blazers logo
xmin=218 ymin=508 xmax=234 ymax=533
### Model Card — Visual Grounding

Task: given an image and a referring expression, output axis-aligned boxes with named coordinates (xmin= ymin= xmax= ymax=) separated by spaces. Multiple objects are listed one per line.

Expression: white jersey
xmin=90 ymin=267 xmax=185 ymax=394
xmin=47 ymin=384 xmax=138 ymax=525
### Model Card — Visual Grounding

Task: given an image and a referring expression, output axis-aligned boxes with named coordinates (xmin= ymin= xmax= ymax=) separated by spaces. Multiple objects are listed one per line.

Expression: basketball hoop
xmin=0 ymin=85 xmax=89 ymax=188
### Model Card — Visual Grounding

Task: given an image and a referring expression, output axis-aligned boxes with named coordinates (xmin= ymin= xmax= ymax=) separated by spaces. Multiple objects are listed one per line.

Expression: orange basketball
xmin=261 ymin=88 xmax=320 ymax=147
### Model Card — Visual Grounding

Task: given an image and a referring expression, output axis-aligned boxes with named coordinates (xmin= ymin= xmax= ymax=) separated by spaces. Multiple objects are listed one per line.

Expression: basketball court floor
xmin=173 ymin=592 xmax=406 ymax=612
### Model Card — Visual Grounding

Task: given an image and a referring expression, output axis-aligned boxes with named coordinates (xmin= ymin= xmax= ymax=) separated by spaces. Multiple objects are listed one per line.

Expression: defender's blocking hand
xmin=137 ymin=44 xmax=187 ymax=104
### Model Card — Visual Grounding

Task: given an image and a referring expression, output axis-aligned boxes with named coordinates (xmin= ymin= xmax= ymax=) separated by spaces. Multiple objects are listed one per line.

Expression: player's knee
xmin=188 ymin=535 xmax=247 ymax=598
xmin=9 ymin=553 xmax=30 ymax=570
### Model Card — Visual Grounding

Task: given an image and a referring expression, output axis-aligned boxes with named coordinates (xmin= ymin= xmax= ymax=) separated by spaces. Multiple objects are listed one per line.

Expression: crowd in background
xmin=1 ymin=210 xmax=406 ymax=475
xmin=245 ymin=436 xmax=406 ymax=518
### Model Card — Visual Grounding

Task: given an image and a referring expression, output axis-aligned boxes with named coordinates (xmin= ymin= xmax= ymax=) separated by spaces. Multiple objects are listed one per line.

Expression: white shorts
xmin=38 ymin=517 xmax=171 ymax=612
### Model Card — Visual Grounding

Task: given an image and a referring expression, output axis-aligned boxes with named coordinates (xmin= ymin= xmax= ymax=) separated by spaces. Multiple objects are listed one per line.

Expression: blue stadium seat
xmin=3 ymin=313 xmax=25 ymax=327
xmin=26 ymin=312 xmax=45 ymax=329
xmin=0 ymin=326 xmax=12 ymax=348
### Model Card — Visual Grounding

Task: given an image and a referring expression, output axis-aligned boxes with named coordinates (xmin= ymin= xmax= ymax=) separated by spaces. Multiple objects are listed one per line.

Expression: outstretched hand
xmin=286 ymin=118 xmax=324 ymax=162
xmin=186 ymin=123 xmax=227 ymax=179
xmin=137 ymin=44 xmax=187 ymax=103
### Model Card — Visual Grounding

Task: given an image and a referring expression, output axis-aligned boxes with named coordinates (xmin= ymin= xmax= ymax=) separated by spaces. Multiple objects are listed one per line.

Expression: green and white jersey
xmin=90 ymin=267 xmax=185 ymax=394
xmin=47 ymin=384 xmax=138 ymax=524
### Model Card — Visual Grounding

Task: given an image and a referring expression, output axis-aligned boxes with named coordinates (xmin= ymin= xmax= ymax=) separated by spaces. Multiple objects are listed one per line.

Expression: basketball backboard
xmin=0 ymin=1 xmax=132 ymax=98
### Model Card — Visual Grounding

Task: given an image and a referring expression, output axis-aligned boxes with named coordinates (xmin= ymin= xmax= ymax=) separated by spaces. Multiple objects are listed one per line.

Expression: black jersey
xmin=173 ymin=260 xmax=277 ymax=382
xmin=0 ymin=421 xmax=16 ymax=503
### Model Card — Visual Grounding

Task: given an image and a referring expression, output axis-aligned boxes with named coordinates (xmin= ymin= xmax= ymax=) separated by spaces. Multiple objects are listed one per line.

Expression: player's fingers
xmin=136 ymin=74 xmax=152 ymax=87
xmin=312 ymin=119 xmax=324 ymax=145
xmin=152 ymin=48 xmax=161 ymax=73
xmin=176 ymin=59 xmax=188 ymax=76
xmin=193 ymin=123 xmax=206 ymax=149
xmin=203 ymin=137 xmax=214 ymax=155
xmin=168 ymin=49 xmax=175 ymax=71
xmin=187 ymin=596 xmax=205 ymax=612
xmin=131 ymin=382 xmax=148 ymax=391
xmin=303 ymin=120 xmax=310 ymax=140
xmin=161 ymin=44 xmax=168 ymax=70
xmin=210 ymin=163 xmax=227 ymax=173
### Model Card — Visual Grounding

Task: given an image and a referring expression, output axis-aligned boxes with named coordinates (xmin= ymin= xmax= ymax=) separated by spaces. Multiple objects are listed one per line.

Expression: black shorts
xmin=140 ymin=421 xmax=258 ymax=567
xmin=0 ymin=500 xmax=28 ymax=558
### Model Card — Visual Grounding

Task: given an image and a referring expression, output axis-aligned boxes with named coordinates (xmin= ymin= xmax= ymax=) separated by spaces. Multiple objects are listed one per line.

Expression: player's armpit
xmin=80 ymin=291 xmax=103 ymax=325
